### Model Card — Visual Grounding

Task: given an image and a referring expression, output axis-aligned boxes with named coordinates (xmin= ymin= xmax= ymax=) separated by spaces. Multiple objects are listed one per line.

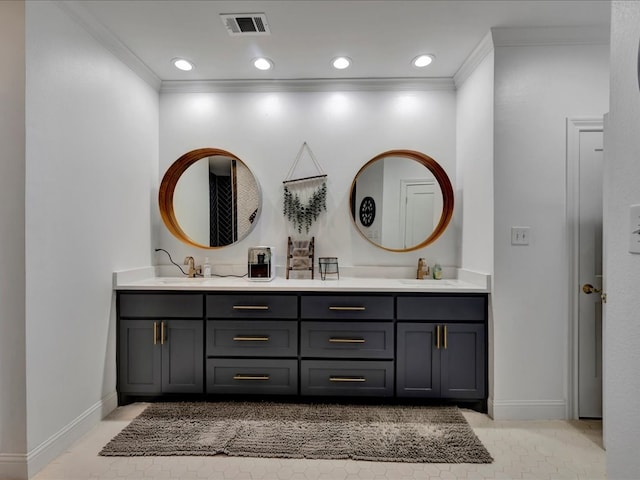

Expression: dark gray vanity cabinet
xmin=396 ymin=296 xmax=486 ymax=400
xmin=116 ymin=289 xmax=488 ymax=409
xmin=117 ymin=293 xmax=204 ymax=400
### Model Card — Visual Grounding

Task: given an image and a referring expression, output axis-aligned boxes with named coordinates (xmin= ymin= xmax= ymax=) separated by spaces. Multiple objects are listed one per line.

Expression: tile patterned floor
xmin=32 ymin=403 xmax=605 ymax=480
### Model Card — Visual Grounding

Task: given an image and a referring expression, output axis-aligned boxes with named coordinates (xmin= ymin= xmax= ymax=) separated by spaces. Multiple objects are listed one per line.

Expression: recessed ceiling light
xmin=412 ymin=54 xmax=435 ymax=68
xmin=172 ymin=58 xmax=194 ymax=71
xmin=332 ymin=56 xmax=351 ymax=70
xmin=253 ymin=57 xmax=273 ymax=71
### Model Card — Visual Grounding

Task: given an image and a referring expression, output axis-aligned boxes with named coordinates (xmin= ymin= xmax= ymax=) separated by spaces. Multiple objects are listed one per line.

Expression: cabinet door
xmin=440 ymin=323 xmax=485 ymax=399
xmin=396 ymin=323 xmax=440 ymax=397
xmin=161 ymin=320 xmax=204 ymax=393
xmin=118 ymin=320 xmax=161 ymax=394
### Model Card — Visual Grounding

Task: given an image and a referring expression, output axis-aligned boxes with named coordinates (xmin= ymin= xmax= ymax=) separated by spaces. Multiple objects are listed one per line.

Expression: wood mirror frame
xmin=349 ymin=149 xmax=454 ymax=252
xmin=159 ymin=147 xmax=261 ymax=249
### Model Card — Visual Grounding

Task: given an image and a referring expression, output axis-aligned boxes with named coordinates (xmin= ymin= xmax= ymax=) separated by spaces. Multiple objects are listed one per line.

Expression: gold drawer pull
xmin=233 ymin=336 xmax=270 ymax=342
xmin=232 ymin=305 xmax=270 ymax=310
xmin=328 ymin=306 xmax=366 ymax=311
xmin=233 ymin=374 xmax=270 ymax=381
xmin=436 ymin=325 xmax=441 ymax=349
xmin=329 ymin=376 xmax=366 ymax=382
xmin=329 ymin=338 xmax=365 ymax=344
xmin=153 ymin=322 xmax=158 ymax=345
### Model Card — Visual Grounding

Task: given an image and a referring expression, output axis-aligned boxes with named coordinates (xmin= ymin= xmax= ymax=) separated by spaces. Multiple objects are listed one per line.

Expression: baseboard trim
xmin=26 ymin=391 xmax=118 ymax=478
xmin=490 ymin=399 xmax=567 ymax=420
xmin=0 ymin=453 xmax=28 ymax=480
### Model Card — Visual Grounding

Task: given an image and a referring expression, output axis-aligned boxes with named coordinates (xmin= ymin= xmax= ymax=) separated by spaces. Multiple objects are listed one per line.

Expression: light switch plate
xmin=630 ymin=205 xmax=640 ymax=254
xmin=511 ymin=226 xmax=530 ymax=245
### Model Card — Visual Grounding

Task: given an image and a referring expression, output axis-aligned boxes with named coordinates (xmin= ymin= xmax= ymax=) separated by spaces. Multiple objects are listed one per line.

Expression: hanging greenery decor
xmin=282 ymin=142 xmax=328 ymax=233
xmin=283 ymin=180 xmax=327 ymax=233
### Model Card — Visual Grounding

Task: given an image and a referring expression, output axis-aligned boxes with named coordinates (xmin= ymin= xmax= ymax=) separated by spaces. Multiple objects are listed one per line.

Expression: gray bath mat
xmin=100 ymin=401 xmax=493 ymax=463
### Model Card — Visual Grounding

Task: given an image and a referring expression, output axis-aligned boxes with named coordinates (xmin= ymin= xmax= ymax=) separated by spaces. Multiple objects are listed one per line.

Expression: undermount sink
xmin=398 ymin=279 xmax=454 ymax=286
xmin=154 ymin=277 xmax=208 ymax=284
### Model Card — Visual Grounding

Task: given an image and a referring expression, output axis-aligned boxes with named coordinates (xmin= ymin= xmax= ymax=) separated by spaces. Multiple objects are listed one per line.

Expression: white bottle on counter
xmin=203 ymin=257 xmax=212 ymax=277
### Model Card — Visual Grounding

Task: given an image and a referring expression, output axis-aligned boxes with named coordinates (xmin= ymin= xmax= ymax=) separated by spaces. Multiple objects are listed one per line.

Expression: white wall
xmin=605 ymin=2 xmax=640 ymax=477
xmin=24 ymin=1 xmax=159 ymax=475
xmin=158 ymin=89 xmax=458 ymax=271
xmin=0 ymin=2 xmax=28 ymax=479
xmin=492 ymin=30 xmax=609 ymax=419
xmin=456 ymin=39 xmax=494 ymax=276
xmin=455 ymin=38 xmax=495 ymax=408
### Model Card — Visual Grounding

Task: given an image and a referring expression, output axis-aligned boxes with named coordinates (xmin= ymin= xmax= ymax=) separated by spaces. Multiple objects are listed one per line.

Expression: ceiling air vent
xmin=220 ymin=13 xmax=270 ymax=36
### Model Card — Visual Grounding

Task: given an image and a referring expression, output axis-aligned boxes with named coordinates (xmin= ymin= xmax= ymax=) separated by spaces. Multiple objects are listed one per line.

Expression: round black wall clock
xmin=359 ymin=196 xmax=376 ymax=227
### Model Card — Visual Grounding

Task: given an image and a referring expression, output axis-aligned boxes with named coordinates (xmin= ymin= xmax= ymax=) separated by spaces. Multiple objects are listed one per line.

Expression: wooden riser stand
xmin=286 ymin=236 xmax=315 ymax=279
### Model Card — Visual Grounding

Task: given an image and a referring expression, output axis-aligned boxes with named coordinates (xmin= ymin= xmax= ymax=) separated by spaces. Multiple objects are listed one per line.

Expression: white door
xmin=578 ymin=129 xmax=604 ymax=419
xmin=401 ymin=181 xmax=435 ymax=249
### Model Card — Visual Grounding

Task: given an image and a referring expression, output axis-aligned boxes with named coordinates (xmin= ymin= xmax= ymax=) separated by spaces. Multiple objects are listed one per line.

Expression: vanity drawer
xmin=119 ymin=293 xmax=203 ymax=318
xmin=206 ymin=320 xmax=298 ymax=357
xmin=206 ymin=358 xmax=298 ymax=395
xmin=300 ymin=322 xmax=393 ymax=359
xmin=206 ymin=294 xmax=297 ymax=319
xmin=300 ymin=360 xmax=394 ymax=397
xmin=397 ymin=296 xmax=486 ymax=321
xmin=300 ymin=295 xmax=394 ymax=320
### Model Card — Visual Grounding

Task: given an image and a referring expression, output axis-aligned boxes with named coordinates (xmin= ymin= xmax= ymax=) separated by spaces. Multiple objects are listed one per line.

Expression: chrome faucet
xmin=184 ymin=256 xmax=198 ymax=278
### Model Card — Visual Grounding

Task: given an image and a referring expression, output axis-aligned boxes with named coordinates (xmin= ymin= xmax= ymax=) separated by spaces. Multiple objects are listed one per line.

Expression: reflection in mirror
xmin=159 ymin=148 xmax=261 ymax=249
xmin=350 ymin=150 xmax=453 ymax=252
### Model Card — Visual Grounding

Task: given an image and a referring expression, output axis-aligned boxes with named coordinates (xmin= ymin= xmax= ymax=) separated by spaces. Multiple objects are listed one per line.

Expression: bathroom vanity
xmin=115 ymin=273 xmax=489 ymax=411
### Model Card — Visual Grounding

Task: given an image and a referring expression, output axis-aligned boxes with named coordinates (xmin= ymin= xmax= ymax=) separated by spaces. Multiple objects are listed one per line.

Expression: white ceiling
xmin=71 ymin=0 xmax=611 ymax=83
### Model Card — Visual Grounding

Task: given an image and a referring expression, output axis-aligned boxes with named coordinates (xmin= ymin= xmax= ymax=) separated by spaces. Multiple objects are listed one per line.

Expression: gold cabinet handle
xmin=233 ymin=336 xmax=270 ymax=342
xmin=443 ymin=325 xmax=448 ymax=349
xmin=233 ymin=374 xmax=270 ymax=381
xmin=436 ymin=325 xmax=441 ymax=349
xmin=161 ymin=321 xmax=165 ymax=345
xmin=328 ymin=306 xmax=366 ymax=311
xmin=232 ymin=305 xmax=270 ymax=310
xmin=329 ymin=338 xmax=365 ymax=343
xmin=329 ymin=376 xmax=366 ymax=382
xmin=153 ymin=322 xmax=157 ymax=345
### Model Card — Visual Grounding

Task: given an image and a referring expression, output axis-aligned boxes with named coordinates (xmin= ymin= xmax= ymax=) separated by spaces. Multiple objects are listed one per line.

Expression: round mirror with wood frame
xmin=159 ymin=148 xmax=261 ymax=249
xmin=349 ymin=149 xmax=454 ymax=252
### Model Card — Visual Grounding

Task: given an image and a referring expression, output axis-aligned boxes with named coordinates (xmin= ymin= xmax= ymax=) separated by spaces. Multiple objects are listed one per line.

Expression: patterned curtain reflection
xmin=209 ymin=165 xmax=237 ymax=247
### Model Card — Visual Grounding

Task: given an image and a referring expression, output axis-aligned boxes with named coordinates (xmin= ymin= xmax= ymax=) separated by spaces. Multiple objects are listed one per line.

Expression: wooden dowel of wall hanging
xmin=282 ymin=174 xmax=327 ymax=185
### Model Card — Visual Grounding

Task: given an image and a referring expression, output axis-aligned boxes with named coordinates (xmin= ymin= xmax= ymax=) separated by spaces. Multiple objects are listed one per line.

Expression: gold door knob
xmin=582 ymin=283 xmax=602 ymax=294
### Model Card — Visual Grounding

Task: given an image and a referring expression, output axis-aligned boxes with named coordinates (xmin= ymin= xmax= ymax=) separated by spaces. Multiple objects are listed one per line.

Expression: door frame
xmin=566 ymin=117 xmax=603 ymax=419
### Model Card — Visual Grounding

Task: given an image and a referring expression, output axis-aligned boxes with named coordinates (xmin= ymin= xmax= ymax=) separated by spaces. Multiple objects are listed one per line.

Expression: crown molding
xmin=57 ymin=1 xmax=161 ymax=91
xmin=454 ymin=25 xmax=609 ymax=89
xmin=160 ymin=77 xmax=455 ymax=94
xmin=491 ymin=25 xmax=609 ymax=47
xmin=454 ymin=32 xmax=494 ymax=88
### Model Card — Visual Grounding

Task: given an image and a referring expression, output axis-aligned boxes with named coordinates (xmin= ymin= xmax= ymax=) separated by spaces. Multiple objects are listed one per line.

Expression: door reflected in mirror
xmin=159 ymin=148 xmax=261 ymax=249
xmin=350 ymin=150 xmax=453 ymax=252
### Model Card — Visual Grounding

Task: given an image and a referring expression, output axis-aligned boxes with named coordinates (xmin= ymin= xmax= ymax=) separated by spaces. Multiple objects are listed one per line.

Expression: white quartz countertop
xmin=114 ymin=268 xmax=490 ymax=293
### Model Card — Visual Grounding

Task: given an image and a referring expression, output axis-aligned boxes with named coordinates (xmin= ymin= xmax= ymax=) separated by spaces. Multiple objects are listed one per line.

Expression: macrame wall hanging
xmin=282 ymin=142 xmax=327 ymax=234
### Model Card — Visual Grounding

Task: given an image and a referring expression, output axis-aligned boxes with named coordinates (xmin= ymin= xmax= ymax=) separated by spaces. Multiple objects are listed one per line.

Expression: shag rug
xmin=100 ymin=401 xmax=493 ymax=463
